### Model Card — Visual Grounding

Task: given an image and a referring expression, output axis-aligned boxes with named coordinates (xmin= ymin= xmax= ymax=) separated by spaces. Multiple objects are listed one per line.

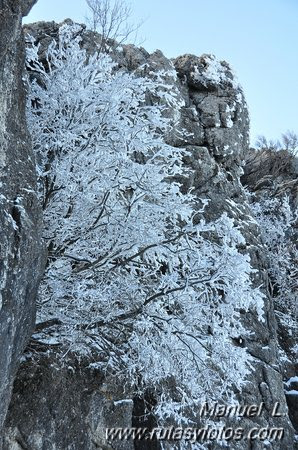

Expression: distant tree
xmin=26 ymin=24 xmax=264 ymax=426
xmin=255 ymin=135 xmax=281 ymax=151
xmin=281 ymin=130 xmax=298 ymax=155
xmin=255 ymin=131 xmax=298 ymax=156
xmin=85 ymin=0 xmax=142 ymax=51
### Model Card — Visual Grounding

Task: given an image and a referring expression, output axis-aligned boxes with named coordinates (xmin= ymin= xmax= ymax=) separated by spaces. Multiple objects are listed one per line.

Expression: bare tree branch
xmin=85 ymin=0 xmax=144 ymax=52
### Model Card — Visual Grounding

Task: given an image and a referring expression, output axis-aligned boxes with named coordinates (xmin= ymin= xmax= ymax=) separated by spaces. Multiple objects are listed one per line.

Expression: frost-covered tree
xmin=26 ymin=24 xmax=264 ymax=425
xmin=252 ymin=195 xmax=297 ymax=331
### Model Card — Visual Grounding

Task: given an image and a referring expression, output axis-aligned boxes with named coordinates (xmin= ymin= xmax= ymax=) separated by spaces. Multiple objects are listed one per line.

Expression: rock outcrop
xmin=0 ymin=0 xmax=45 ymax=434
xmin=2 ymin=20 xmax=296 ymax=449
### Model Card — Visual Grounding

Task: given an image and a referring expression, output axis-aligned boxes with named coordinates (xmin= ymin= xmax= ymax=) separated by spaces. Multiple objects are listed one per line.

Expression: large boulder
xmin=0 ymin=0 xmax=45 ymax=434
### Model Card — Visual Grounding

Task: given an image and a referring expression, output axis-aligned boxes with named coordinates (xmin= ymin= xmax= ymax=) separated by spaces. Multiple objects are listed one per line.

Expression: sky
xmin=24 ymin=0 xmax=298 ymax=145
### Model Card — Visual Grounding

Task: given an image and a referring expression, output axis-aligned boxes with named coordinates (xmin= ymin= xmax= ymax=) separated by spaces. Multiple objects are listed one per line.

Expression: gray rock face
xmin=0 ymin=0 xmax=44 ymax=434
xmin=2 ymin=20 xmax=295 ymax=449
xmin=3 ymin=351 xmax=134 ymax=450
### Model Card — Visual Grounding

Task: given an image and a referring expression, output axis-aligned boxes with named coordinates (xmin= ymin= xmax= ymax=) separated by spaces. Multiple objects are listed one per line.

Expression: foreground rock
xmin=3 ymin=350 xmax=134 ymax=450
xmin=2 ymin=20 xmax=296 ymax=449
xmin=0 ymin=0 xmax=45 ymax=435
